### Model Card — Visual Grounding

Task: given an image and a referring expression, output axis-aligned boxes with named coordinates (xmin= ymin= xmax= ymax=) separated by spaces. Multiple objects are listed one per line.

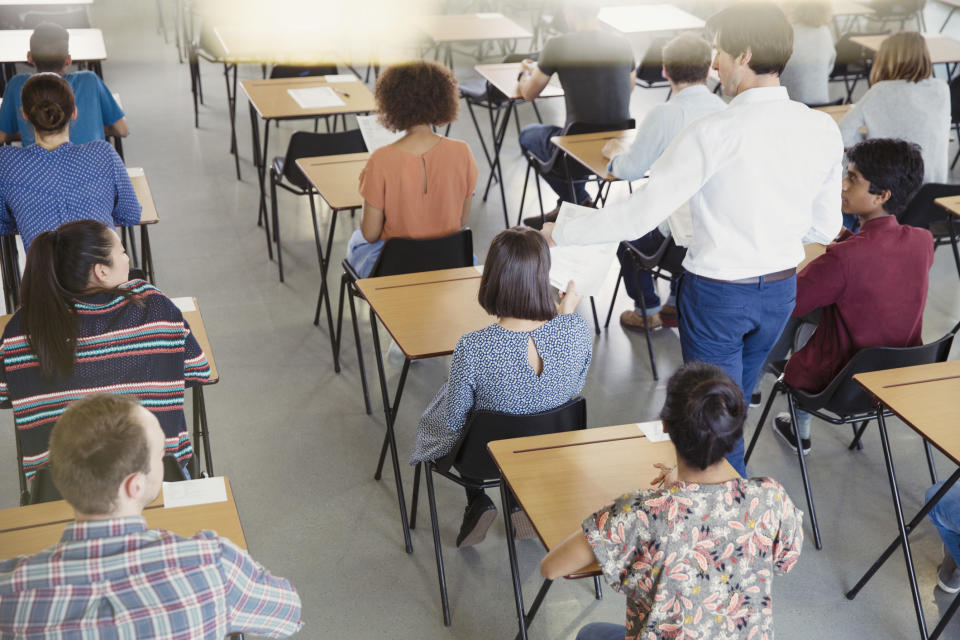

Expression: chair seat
xmin=459 ymin=79 xmax=490 ymax=102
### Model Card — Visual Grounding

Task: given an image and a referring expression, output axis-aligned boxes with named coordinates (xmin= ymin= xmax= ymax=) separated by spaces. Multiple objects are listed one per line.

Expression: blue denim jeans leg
xmin=345 ymin=227 xmax=385 ymax=278
xmin=576 ymin=622 xmax=628 ymax=640
xmin=927 ymin=482 xmax=960 ymax=566
xmin=677 ymin=273 xmax=797 ymax=476
xmin=519 ymin=123 xmax=588 ymax=203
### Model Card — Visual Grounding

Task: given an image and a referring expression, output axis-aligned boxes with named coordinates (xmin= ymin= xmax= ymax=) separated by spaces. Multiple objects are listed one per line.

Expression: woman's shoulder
xmin=119 ymin=280 xmax=183 ymax=316
xmin=543 ymin=313 xmax=591 ymax=339
xmin=436 ymin=137 xmax=474 ymax=159
xmin=456 ymin=323 xmax=500 ymax=349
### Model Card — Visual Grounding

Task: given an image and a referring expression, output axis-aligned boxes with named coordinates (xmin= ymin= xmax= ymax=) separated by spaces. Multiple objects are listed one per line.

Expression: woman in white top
xmin=839 ymin=32 xmax=950 ymax=183
xmin=780 ymin=0 xmax=836 ymax=105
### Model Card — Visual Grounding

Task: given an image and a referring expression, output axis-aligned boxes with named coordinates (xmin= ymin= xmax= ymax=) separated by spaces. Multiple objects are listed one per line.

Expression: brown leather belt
xmin=697 ymin=267 xmax=796 ymax=285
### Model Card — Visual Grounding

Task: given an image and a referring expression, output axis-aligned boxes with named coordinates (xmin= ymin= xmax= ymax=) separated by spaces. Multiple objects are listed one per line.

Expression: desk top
xmin=0 ymin=478 xmax=245 ymax=559
xmin=831 ymin=0 xmax=876 ymax=17
xmin=0 ymin=0 xmax=91 ymax=4
xmin=598 ymin=4 xmax=705 ymax=34
xmin=474 ymin=62 xmax=564 ymax=101
xmin=935 ymin=194 xmax=960 ymax=217
xmin=356 ymin=266 xmax=495 ymax=359
xmin=296 ymin=152 xmax=368 ymax=211
xmin=214 ymin=26 xmax=339 ymax=66
xmin=855 ymin=360 xmax=960 ymax=466
xmin=0 ymin=28 xmax=105 ymax=63
xmin=128 ymin=169 xmax=158 ymax=225
xmin=489 ymin=423 xmax=737 ymax=576
xmin=242 ymin=76 xmax=376 ymax=120
xmin=418 ymin=13 xmax=531 ymax=43
xmin=815 ymin=103 xmax=852 ymax=123
xmin=851 ymin=33 xmax=960 ymax=64
xmin=550 ymin=129 xmax=636 ymax=181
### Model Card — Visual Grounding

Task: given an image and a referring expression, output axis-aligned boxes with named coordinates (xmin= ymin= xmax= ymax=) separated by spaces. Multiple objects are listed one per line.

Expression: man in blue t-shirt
xmin=0 ymin=22 xmax=127 ymax=146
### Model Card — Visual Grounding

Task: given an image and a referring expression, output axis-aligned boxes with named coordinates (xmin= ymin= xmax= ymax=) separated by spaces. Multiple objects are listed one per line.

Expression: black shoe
xmin=774 ymin=413 xmax=811 ymax=455
xmin=522 ymin=208 xmax=560 ymax=230
xmin=509 ymin=504 xmax=537 ymax=540
xmin=750 ymin=392 xmax=762 ymax=408
xmin=456 ymin=494 xmax=497 ymax=548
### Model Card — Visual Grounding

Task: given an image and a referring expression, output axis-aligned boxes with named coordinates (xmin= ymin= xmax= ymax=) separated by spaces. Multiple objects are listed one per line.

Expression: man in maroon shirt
xmin=774 ymin=138 xmax=933 ymax=453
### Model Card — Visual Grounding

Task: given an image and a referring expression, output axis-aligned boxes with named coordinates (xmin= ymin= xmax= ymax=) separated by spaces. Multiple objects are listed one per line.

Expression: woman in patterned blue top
xmin=411 ymin=226 xmax=593 ymax=547
xmin=0 ymin=73 xmax=140 ymax=251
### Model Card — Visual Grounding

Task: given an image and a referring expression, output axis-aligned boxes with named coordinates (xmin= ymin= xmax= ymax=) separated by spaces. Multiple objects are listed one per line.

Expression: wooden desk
xmin=418 ymin=13 xmax=531 ymax=68
xmin=214 ymin=25 xmax=339 ymax=66
xmin=815 ymin=103 xmax=852 ymax=124
xmin=799 ymin=242 xmax=827 ymax=272
xmin=550 ymin=128 xmax=637 ymax=182
xmin=489 ymin=423 xmax=737 ymax=639
xmin=0 ymin=27 xmax=105 ymax=63
xmin=936 ymin=194 xmax=960 ymax=218
xmin=126 ymin=169 xmax=158 ymax=283
xmin=932 ymin=196 xmax=960 ymax=279
xmin=598 ymin=4 xmax=706 ymax=34
xmin=852 ymin=34 xmax=960 ymax=75
xmin=475 ymin=62 xmax=563 ymax=101
xmin=0 ymin=478 xmax=245 ymax=559
xmin=847 ymin=361 xmax=960 ymax=639
xmin=831 ymin=0 xmax=876 ymax=17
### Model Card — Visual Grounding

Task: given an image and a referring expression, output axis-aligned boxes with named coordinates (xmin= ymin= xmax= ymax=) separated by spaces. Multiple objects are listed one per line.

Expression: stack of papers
xmin=163 ymin=477 xmax=227 ymax=508
xmin=170 ymin=297 xmax=196 ymax=312
xmin=357 ymin=115 xmax=405 ymax=153
xmin=549 ymin=242 xmax=617 ymax=298
xmin=287 ymin=87 xmax=345 ymax=110
xmin=637 ymin=420 xmax=670 ymax=442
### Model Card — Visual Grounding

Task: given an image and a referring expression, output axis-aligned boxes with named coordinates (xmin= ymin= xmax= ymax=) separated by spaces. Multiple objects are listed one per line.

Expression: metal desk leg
xmin=369 ymin=309 xmax=414 ymax=554
xmin=310 ymin=200 xmax=338 ymax=371
xmin=224 ymin=63 xmax=241 ymax=181
xmin=248 ymin=103 xmax=273 ymax=257
xmin=485 ymin=100 xmax=515 ymax=228
xmin=947 ymin=212 xmax=960 ymax=280
xmin=140 ymin=226 xmax=155 ymax=284
xmin=121 ymin=226 xmax=140 ymax=269
xmin=192 ymin=385 xmax=214 ymax=477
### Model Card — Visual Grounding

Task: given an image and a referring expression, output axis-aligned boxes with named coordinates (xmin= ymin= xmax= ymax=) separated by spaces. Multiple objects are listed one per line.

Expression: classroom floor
xmin=3 ymin=1 xmax=960 ymax=638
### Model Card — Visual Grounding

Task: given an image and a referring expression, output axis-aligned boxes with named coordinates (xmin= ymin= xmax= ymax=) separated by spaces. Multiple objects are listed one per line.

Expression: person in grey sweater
xmin=780 ymin=0 xmax=836 ymax=105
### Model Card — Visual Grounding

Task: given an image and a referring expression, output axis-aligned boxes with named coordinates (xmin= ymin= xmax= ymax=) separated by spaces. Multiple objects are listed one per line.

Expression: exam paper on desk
xmin=287 ymin=86 xmax=345 ymax=109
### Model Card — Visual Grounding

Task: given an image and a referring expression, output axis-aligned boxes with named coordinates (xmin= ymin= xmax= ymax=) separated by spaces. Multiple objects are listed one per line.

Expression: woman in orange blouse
xmin=346 ymin=61 xmax=479 ymax=276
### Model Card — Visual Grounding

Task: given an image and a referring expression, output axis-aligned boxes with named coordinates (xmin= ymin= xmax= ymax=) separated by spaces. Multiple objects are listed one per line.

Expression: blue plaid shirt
xmin=0 ymin=517 xmax=302 ymax=639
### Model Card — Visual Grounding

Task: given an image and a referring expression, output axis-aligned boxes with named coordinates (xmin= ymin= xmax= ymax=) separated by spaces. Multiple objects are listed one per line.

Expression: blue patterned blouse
xmin=0 ymin=141 xmax=141 ymax=250
xmin=410 ymin=313 xmax=593 ymax=464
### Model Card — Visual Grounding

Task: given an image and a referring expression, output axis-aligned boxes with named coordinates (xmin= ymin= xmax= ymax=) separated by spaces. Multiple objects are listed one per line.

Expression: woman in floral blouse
xmin=541 ymin=362 xmax=804 ymax=640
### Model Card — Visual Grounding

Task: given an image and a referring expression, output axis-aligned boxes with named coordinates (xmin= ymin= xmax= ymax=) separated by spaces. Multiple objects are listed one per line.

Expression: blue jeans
xmin=616 ymin=228 xmax=679 ymax=315
xmin=519 ymin=123 xmax=589 ymax=204
xmin=678 ymin=273 xmax=797 ymax=476
xmin=576 ymin=622 xmax=626 ymax=640
xmin=926 ymin=482 xmax=960 ymax=566
xmin=345 ymin=228 xmax=385 ymax=278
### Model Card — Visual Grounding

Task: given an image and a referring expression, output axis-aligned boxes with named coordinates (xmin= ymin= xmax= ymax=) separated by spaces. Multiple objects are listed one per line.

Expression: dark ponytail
xmin=659 ymin=362 xmax=746 ymax=470
xmin=21 ymin=73 xmax=74 ymax=133
xmin=21 ymin=220 xmax=126 ymax=379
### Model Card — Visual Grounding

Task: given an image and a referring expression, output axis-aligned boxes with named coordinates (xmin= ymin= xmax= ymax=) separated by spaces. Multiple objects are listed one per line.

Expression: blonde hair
xmin=870 ymin=32 xmax=932 ymax=84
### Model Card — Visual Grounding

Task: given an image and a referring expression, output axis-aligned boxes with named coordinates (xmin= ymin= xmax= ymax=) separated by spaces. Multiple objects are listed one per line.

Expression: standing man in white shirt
xmin=542 ymin=2 xmax=843 ymax=476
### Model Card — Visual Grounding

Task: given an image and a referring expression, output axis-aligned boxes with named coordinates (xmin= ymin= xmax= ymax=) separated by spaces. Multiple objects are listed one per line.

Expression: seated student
xmin=410 ymin=227 xmax=593 ymax=547
xmin=0 ymin=394 xmax=302 ymax=638
xmin=541 ymin=362 xmax=803 ymax=640
xmin=0 ymin=73 xmax=141 ymax=251
xmin=517 ymin=0 xmax=636 ymax=226
xmin=601 ymin=33 xmax=725 ymax=331
xmin=0 ymin=22 xmax=128 ymax=146
xmin=0 ymin=220 xmax=211 ymax=481
xmin=927 ymin=483 xmax=960 ymax=594
xmin=839 ymin=32 xmax=949 ymax=184
xmin=346 ymin=61 xmax=478 ymax=277
xmin=771 ymin=139 xmax=932 ymax=454
xmin=779 ymin=0 xmax=836 ymax=105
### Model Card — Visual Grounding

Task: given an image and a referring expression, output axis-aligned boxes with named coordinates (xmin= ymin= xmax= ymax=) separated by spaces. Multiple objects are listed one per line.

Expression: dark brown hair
xmin=29 ymin=22 xmax=69 ymax=72
xmin=662 ymin=33 xmax=713 ymax=85
xmin=478 ymin=227 xmax=557 ymax=322
xmin=22 ymin=72 xmax=74 ymax=133
xmin=660 ymin=362 xmax=746 ymax=470
xmin=50 ymin=394 xmax=150 ymax=515
xmin=708 ymin=2 xmax=794 ymax=76
xmin=374 ymin=61 xmax=459 ymax=131
xmin=21 ymin=220 xmax=133 ymax=379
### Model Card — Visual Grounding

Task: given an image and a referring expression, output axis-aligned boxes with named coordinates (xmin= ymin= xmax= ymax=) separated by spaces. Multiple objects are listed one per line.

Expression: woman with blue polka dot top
xmin=0 ymin=73 xmax=141 ymax=251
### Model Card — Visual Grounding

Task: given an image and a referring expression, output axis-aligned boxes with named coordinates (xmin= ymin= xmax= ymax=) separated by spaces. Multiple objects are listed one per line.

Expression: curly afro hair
xmin=374 ymin=61 xmax=459 ymax=132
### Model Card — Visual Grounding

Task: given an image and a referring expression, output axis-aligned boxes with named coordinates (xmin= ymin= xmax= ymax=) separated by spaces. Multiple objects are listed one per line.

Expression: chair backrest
xmin=545 ymin=119 xmax=636 ymax=177
xmin=950 ymin=76 xmax=960 ymax=125
xmin=832 ymin=31 xmax=889 ymax=74
xmin=897 ymin=183 xmax=960 ymax=230
xmin=797 ymin=322 xmax=959 ymax=415
xmin=284 ymin=129 xmax=367 ymax=190
xmin=636 ymin=37 xmax=671 ymax=86
xmin=370 ymin=229 xmax=474 ymax=278
xmin=270 ymin=64 xmax=340 ymax=79
xmin=440 ymin=397 xmax=588 ymax=479
xmin=26 ymin=467 xmax=61 ymax=505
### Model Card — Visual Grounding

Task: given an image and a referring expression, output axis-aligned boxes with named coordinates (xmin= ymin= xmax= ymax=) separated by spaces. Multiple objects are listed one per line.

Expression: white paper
xmin=474 ymin=264 xmax=484 ymax=275
xmin=638 ymin=420 xmax=670 ymax=442
xmin=126 ymin=167 xmax=145 ymax=178
xmin=170 ymin=297 xmax=196 ymax=312
xmin=476 ymin=12 xmax=502 ymax=18
xmin=357 ymin=114 xmax=404 ymax=153
xmin=287 ymin=86 xmax=345 ymax=109
xmin=324 ymin=73 xmax=358 ymax=83
xmin=549 ymin=242 xmax=617 ymax=298
xmin=163 ymin=477 xmax=227 ymax=508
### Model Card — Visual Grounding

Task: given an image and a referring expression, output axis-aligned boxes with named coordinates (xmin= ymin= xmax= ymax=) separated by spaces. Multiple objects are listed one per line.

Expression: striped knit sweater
xmin=0 ymin=280 xmax=211 ymax=475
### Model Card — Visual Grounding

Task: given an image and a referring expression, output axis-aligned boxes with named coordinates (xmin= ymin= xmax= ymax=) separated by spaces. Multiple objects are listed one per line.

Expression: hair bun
xmin=29 ymin=100 xmax=67 ymax=131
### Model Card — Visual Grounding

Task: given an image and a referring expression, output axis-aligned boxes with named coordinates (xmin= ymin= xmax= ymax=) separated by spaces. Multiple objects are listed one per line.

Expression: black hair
xmin=707 ymin=2 xmax=793 ymax=76
xmin=845 ymin=138 xmax=924 ymax=216
xmin=660 ymin=362 xmax=746 ymax=470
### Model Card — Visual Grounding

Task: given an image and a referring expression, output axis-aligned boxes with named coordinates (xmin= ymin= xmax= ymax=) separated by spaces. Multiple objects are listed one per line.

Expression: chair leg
xmin=593 ymin=575 xmax=603 ymax=600
xmin=517 ymin=161 xmax=532 ymax=226
xmin=788 ymin=394 xmax=822 ymax=550
xmin=848 ymin=419 xmax=869 ymax=451
xmin=744 ymin=381 xmax=781 ymax=464
xmin=425 ymin=465 xmax=452 ymax=626
xmin=270 ymin=172 xmax=284 ymax=282
xmin=589 ymin=296 xmax=600 ymax=335
xmin=346 ymin=281 xmax=372 ymax=414
xmin=638 ymin=303 xmax=659 ymax=381
xmin=925 ymin=441 xmax=939 ymax=484
xmin=410 ymin=463 xmax=421 ymax=530
xmin=604 ymin=271 xmax=622 ymax=329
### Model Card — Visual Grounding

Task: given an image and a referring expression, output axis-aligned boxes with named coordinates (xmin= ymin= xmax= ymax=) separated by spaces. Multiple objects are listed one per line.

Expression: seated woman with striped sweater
xmin=0 ymin=220 xmax=210 ymax=483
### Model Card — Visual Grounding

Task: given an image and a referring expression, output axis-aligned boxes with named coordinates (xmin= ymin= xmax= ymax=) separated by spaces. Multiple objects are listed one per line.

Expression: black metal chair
xmin=635 ymin=36 xmax=672 ymax=94
xmin=744 ymin=321 xmax=959 ymax=550
xmin=335 ymin=230 xmax=474 ymax=414
xmin=830 ymin=31 xmax=888 ymax=103
xmin=897 ymin=183 xmax=960 ymax=280
xmin=950 ymin=75 xmax=960 ymax=169
xmin=408 ymin=397 xmax=589 ymax=626
xmin=603 ymin=235 xmax=686 ymax=380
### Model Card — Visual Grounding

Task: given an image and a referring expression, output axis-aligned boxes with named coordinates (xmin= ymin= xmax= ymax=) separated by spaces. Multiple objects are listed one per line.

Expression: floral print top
xmin=582 ymin=477 xmax=803 ymax=640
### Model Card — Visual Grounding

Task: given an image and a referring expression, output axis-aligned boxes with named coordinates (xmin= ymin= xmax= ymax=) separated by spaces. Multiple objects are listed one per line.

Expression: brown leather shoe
xmin=523 ymin=205 xmax=560 ymax=230
xmin=660 ymin=304 xmax=678 ymax=328
xmin=620 ymin=310 xmax=663 ymax=331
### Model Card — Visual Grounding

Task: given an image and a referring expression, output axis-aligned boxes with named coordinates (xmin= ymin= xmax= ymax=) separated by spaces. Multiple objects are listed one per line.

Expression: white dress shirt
xmin=553 ymin=86 xmax=843 ymax=281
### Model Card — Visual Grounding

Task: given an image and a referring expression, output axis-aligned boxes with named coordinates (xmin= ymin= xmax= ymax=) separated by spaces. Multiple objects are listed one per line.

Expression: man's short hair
xmin=708 ymin=2 xmax=794 ymax=76
xmin=845 ymin=138 xmax=924 ymax=216
xmin=50 ymin=395 xmax=151 ymax=515
xmin=564 ymin=0 xmax=601 ymax=19
xmin=29 ymin=22 xmax=69 ymax=72
xmin=662 ymin=33 xmax=713 ymax=85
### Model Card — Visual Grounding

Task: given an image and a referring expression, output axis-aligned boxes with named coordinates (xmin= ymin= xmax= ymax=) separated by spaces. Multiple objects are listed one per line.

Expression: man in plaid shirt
xmin=0 ymin=394 xmax=302 ymax=639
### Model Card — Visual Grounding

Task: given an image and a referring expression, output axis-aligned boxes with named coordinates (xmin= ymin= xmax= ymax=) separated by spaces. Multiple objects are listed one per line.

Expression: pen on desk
xmin=332 ymin=87 xmax=351 ymax=98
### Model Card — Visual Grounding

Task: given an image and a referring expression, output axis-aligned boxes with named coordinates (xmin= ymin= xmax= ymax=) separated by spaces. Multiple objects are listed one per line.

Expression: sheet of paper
xmin=287 ymin=86 xmax=345 ymax=110
xmin=637 ymin=420 xmax=670 ymax=442
xmin=549 ymin=242 xmax=617 ymax=298
xmin=163 ymin=477 xmax=227 ymax=508
xmin=126 ymin=167 xmax=145 ymax=178
xmin=357 ymin=114 xmax=405 ymax=153
xmin=170 ymin=297 xmax=196 ymax=312
xmin=476 ymin=12 xmax=502 ymax=18
xmin=324 ymin=73 xmax=358 ymax=83
xmin=474 ymin=264 xmax=484 ymax=275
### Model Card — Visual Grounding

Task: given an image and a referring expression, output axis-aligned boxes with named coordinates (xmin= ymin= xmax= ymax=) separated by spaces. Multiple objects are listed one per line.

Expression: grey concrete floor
xmin=3 ymin=0 xmax=960 ymax=638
